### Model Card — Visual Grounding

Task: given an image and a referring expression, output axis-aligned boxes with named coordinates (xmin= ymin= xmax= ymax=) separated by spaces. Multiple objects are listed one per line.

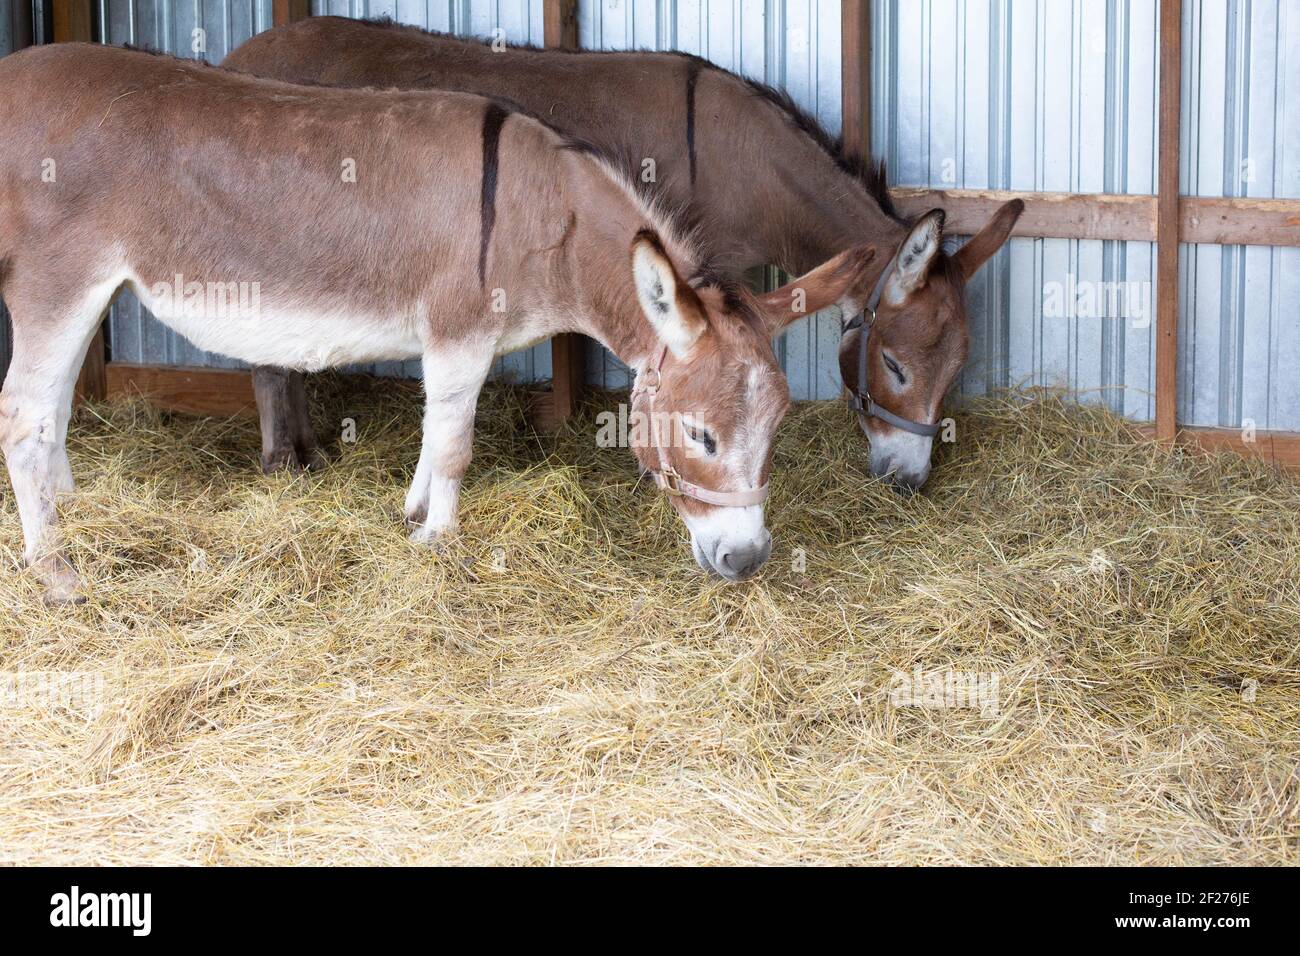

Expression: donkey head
xmin=839 ymin=200 xmax=1024 ymax=492
xmin=629 ymin=233 xmax=879 ymax=580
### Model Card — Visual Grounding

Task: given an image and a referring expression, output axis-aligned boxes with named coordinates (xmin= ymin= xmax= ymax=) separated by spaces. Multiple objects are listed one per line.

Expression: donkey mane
xmin=734 ymin=80 xmax=905 ymax=227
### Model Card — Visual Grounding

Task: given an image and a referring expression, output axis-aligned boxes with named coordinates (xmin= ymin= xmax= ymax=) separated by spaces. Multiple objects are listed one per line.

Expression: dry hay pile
xmin=1 ymin=374 xmax=1297 ymax=865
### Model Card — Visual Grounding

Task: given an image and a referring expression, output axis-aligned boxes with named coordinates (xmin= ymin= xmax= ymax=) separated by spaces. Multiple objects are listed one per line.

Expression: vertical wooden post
xmin=841 ymin=0 xmax=872 ymax=161
xmin=540 ymin=0 xmax=584 ymax=428
xmin=1155 ymin=0 xmax=1182 ymax=442
xmin=272 ymin=0 xmax=311 ymax=27
xmin=53 ymin=0 xmax=108 ymax=403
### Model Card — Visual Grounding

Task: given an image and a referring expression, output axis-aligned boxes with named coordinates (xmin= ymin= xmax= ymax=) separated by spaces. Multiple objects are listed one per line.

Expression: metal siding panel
xmin=1179 ymin=0 xmax=1300 ymax=431
xmin=880 ymin=0 xmax=1158 ymax=420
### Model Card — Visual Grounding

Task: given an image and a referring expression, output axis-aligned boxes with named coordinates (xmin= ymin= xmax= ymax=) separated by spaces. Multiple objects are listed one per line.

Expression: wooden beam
xmin=107 ymin=364 xmax=257 ymax=418
xmin=51 ymin=0 xmax=93 ymax=43
xmin=537 ymin=0 xmax=584 ymax=430
xmin=272 ymin=0 xmax=311 ymax=27
xmin=1154 ymin=0 xmax=1183 ymax=442
xmin=841 ymin=0 xmax=872 ymax=161
xmin=892 ymin=188 xmax=1157 ymax=242
xmin=543 ymin=0 xmax=578 ymax=48
xmin=52 ymin=0 xmax=107 ymax=403
xmin=1139 ymin=424 xmax=1300 ymax=471
xmin=1181 ymin=196 xmax=1300 ymax=247
xmin=893 ymin=189 xmax=1300 ymax=248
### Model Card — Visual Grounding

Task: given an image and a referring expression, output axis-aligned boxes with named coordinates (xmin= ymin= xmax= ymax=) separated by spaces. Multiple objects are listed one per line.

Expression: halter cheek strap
xmin=632 ymin=345 xmax=770 ymax=509
xmin=842 ymin=253 xmax=943 ymax=439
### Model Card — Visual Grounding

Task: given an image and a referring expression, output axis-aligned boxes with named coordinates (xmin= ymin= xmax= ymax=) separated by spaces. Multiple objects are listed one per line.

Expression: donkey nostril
xmin=719 ymin=547 xmax=762 ymax=580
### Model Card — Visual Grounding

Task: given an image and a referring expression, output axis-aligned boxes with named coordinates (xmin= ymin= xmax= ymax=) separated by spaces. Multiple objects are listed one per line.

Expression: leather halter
xmin=631 ymin=344 xmax=770 ymax=508
xmin=842 ymin=253 xmax=942 ymax=438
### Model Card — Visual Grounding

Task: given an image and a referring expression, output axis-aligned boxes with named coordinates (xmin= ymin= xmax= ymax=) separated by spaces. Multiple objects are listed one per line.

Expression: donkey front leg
xmin=405 ymin=345 xmax=494 ymax=544
xmin=252 ymin=366 xmax=326 ymax=473
xmin=0 ymin=283 xmax=116 ymax=604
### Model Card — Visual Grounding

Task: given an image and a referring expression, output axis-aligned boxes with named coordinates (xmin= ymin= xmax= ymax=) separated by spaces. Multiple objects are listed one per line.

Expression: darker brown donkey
xmin=224 ymin=16 xmax=1024 ymax=489
xmin=0 ymin=43 xmax=880 ymax=602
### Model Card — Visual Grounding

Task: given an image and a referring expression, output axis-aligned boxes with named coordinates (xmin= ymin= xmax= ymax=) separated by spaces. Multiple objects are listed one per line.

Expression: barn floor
xmin=0 ymin=375 xmax=1296 ymax=865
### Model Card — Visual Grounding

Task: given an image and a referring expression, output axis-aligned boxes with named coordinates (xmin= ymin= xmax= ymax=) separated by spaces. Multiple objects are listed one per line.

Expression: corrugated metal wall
xmin=877 ymin=0 xmax=1160 ymax=420
xmin=1181 ymin=0 xmax=1300 ymax=431
xmin=879 ymin=0 xmax=1298 ymax=429
xmin=1 ymin=0 xmax=1295 ymax=426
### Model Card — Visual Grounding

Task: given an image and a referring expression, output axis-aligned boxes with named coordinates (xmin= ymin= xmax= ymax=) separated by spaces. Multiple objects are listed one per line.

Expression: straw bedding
xmin=1 ymin=375 xmax=1296 ymax=865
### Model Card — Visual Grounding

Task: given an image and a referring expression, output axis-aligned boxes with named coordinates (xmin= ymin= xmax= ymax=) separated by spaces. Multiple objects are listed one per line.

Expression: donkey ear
xmin=952 ymin=198 xmax=1025 ymax=280
xmin=883 ymin=209 xmax=945 ymax=306
xmin=631 ymin=231 xmax=707 ymax=358
xmin=757 ymin=245 xmax=879 ymax=337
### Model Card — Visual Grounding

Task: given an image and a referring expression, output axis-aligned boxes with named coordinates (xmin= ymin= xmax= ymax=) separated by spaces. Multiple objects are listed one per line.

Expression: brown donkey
xmin=223 ymin=16 xmax=1025 ymax=490
xmin=0 ymin=44 xmax=880 ymax=602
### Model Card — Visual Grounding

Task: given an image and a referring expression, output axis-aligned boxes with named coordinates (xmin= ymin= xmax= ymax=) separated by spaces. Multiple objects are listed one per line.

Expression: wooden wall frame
xmin=535 ymin=0 xmax=585 ymax=430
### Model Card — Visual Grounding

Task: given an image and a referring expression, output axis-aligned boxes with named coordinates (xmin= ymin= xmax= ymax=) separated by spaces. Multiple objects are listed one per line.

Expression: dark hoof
xmin=262 ymin=445 xmax=327 ymax=475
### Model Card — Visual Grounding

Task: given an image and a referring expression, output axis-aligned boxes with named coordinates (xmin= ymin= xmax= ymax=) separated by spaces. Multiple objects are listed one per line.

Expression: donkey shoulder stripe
xmin=685 ymin=58 xmax=702 ymax=188
xmin=478 ymin=101 xmax=511 ymax=288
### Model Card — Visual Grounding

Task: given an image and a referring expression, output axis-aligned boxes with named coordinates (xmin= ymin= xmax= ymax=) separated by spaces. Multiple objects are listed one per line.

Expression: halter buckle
xmin=656 ymin=468 xmax=684 ymax=496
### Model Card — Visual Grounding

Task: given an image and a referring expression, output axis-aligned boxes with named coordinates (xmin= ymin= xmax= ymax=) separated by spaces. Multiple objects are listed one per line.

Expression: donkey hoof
xmin=303 ymin=446 xmax=330 ymax=472
xmin=38 ymin=567 xmax=86 ymax=606
xmin=261 ymin=446 xmax=300 ymax=474
xmin=43 ymin=587 xmax=87 ymax=607
xmin=409 ymin=523 xmax=455 ymax=550
xmin=262 ymin=443 xmax=327 ymax=474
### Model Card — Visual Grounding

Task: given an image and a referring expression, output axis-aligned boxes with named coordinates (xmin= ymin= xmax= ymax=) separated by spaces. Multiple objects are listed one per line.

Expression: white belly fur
xmin=128 ymin=275 xmax=425 ymax=371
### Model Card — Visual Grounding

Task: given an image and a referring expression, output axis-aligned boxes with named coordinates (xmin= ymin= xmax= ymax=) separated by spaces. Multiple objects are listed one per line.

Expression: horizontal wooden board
xmin=107 ymin=363 xmax=258 ymax=418
xmin=1180 ymin=197 xmax=1300 ymax=247
xmin=1138 ymin=424 xmax=1300 ymax=470
xmin=892 ymin=189 xmax=1300 ymax=248
xmin=892 ymin=188 xmax=1157 ymax=242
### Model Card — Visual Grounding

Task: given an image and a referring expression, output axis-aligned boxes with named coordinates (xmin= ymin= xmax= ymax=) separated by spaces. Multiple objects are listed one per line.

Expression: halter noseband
xmin=631 ymin=344 xmax=770 ymax=508
xmin=842 ymin=253 xmax=943 ymax=439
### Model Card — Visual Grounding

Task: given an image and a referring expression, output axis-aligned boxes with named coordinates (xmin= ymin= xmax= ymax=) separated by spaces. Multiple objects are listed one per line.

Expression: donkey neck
xmin=696 ymin=72 xmax=910 ymax=277
xmin=557 ymin=165 xmax=700 ymax=373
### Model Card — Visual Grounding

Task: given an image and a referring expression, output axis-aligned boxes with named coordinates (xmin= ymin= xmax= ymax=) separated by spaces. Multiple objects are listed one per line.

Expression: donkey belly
xmin=128 ymin=275 xmax=424 ymax=371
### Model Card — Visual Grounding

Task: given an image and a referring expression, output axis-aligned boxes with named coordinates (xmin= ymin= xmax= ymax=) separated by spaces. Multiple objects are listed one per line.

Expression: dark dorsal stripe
xmin=479 ymin=102 xmax=510 ymax=287
xmin=685 ymin=59 xmax=701 ymax=187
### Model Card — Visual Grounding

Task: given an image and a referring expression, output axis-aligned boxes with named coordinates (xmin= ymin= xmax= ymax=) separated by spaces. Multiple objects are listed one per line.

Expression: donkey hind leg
xmin=0 ymin=286 xmax=115 ymax=604
xmin=287 ymin=370 xmax=328 ymax=472
xmin=405 ymin=344 xmax=494 ymax=544
xmin=253 ymin=367 xmax=325 ymax=474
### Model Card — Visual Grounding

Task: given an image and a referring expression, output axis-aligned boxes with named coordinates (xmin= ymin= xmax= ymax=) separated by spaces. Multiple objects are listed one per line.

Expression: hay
xmin=0 ymin=374 xmax=1296 ymax=865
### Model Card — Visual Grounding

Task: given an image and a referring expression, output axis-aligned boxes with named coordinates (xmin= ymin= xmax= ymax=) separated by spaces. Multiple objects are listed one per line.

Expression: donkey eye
xmin=687 ymin=426 xmax=717 ymax=456
xmin=883 ymin=354 xmax=907 ymax=385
